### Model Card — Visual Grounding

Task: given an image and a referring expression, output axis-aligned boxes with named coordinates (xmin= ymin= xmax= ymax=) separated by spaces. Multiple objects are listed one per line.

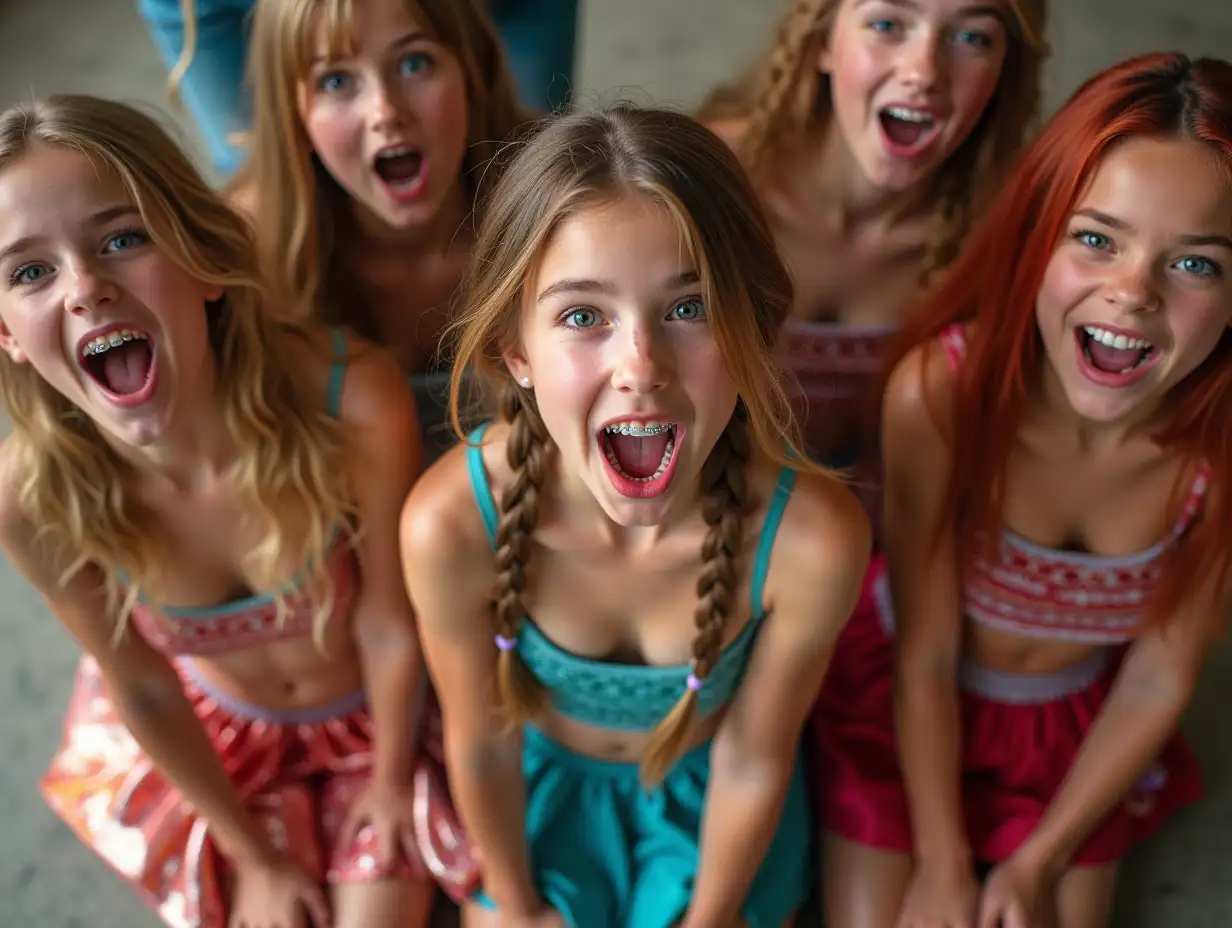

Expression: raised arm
xmin=685 ymin=472 xmax=871 ymax=928
xmin=881 ymin=345 xmax=979 ymax=925
xmin=399 ymin=451 xmax=542 ymax=918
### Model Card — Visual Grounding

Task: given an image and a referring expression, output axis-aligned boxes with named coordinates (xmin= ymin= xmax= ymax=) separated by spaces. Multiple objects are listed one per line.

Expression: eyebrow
xmin=1074 ymin=207 xmax=1232 ymax=249
xmin=311 ymin=31 xmax=428 ymax=66
xmin=855 ymin=0 xmax=1004 ymax=17
xmin=536 ymin=271 xmax=701 ymax=304
xmin=0 ymin=204 xmax=141 ymax=264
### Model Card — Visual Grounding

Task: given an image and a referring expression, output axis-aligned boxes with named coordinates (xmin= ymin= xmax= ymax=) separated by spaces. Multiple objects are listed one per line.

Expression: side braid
xmin=740 ymin=0 xmax=828 ymax=181
xmin=640 ymin=405 xmax=752 ymax=787
xmin=491 ymin=383 xmax=552 ymax=725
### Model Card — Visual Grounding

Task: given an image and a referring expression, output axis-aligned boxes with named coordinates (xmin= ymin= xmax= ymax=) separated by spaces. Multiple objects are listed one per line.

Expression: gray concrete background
xmin=2 ymin=1 xmax=1232 ymax=925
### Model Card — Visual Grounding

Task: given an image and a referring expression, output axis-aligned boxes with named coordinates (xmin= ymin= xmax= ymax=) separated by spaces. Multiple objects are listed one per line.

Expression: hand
xmin=977 ymin=855 xmax=1051 ymax=928
xmin=228 ymin=853 xmax=331 ymax=928
xmin=895 ymin=857 xmax=980 ymax=928
xmin=339 ymin=778 xmax=419 ymax=871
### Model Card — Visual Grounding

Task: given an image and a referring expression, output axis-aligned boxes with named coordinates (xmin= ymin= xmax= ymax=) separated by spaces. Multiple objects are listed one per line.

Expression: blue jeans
xmin=136 ymin=0 xmax=578 ymax=177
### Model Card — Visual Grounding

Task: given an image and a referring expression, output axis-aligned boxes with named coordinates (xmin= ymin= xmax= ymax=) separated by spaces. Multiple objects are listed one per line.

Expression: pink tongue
xmin=608 ymin=432 xmax=670 ymax=479
xmin=1086 ymin=339 xmax=1142 ymax=374
xmin=102 ymin=340 xmax=152 ymax=395
xmin=881 ymin=114 xmax=929 ymax=147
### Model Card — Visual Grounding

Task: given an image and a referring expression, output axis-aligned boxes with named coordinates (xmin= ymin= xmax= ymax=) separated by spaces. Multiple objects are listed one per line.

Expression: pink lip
xmin=1072 ymin=327 xmax=1161 ymax=389
xmin=76 ymin=323 xmax=159 ymax=410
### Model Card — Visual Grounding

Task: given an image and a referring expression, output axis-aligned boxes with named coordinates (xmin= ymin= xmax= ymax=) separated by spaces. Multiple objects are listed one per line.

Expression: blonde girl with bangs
xmin=700 ymin=0 xmax=1048 ymax=476
xmin=0 ymin=95 xmax=475 ymax=928
xmin=401 ymin=103 xmax=870 ymax=928
xmin=234 ymin=0 xmax=530 ymax=460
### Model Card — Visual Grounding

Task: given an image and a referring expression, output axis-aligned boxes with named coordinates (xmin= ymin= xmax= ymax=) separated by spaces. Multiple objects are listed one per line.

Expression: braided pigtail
xmin=640 ymin=406 xmax=752 ymax=787
xmin=740 ymin=0 xmax=830 ymax=181
xmin=491 ymin=383 xmax=552 ymax=726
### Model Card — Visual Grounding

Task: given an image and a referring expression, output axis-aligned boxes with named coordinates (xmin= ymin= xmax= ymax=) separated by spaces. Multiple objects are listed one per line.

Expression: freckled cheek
xmin=415 ymin=84 xmax=470 ymax=161
xmin=950 ymin=58 xmax=1004 ymax=127
xmin=303 ymin=104 xmax=366 ymax=167
xmin=830 ymin=47 xmax=886 ymax=116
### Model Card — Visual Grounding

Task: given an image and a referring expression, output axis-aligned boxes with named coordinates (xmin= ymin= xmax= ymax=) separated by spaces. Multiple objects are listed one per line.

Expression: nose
xmin=610 ymin=322 xmax=671 ymax=395
xmin=900 ymin=30 xmax=944 ymax=92
xmin=368 ymin=75 xmax=408 ymax=132
xmin=1103 ymin=257 xmax=1162 ymax=313
xmin=64 ymin=257 xmax=119 ymax=316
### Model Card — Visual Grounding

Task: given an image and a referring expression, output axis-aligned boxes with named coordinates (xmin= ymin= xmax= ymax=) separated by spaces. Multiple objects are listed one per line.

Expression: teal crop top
xmin=466 ymin=423 xmax=796 ymax=731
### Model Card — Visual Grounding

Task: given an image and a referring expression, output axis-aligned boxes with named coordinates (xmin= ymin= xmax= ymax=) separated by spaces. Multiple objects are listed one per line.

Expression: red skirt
xmin=41 ymin=656 xmax=479 ymax=928
xmin=811 ymin=555 xmax=1203 ymax=865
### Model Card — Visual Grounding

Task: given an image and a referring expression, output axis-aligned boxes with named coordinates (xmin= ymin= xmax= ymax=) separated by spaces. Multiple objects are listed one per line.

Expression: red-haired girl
xmin=814 ymin=52 xmax=1232 ymax=928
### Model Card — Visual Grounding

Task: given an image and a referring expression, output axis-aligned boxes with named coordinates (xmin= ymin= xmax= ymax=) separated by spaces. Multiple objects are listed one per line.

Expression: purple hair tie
xmin=495 ymin=634 xmax=517 ymax=651
xmin=686 ymin=672 xmax=704 ymax=693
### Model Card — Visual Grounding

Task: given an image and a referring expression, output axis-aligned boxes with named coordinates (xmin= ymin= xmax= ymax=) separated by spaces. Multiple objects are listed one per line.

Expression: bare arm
xmin=883 ymin=346 xmax=972 ymax=869
xmin=1014 ymin=599 xmax=1217 ymax=876
xmin=400 ymin=450 xmax=540 ymax=915
xmin=0 ymin=459 xmax=274 ymax=868
xmin=340 ymin=343 xmax=425 ymax=786
xmin=685 ymin=473 xmax=871 ymax=928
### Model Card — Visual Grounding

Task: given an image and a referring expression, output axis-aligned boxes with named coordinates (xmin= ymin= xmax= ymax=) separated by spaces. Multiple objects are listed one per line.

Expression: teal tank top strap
xmin=325 ymin=327 xmax=348 ymax=418
xmin=466 ymin=421 xmax=500 ymax=548
xmin=749 ymin=466 xmax=797 ymax=615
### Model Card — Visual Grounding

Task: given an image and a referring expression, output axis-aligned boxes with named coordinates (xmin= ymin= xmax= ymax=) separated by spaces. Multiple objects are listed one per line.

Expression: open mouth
xmin=598 ymin=420 xmax=682 ymax=499
xmin=878 ymin=106 xmax=939 ymax=156
xmin=373 ymin=145 xmax=427 ymax=201
xmin=1076 ymin=325 xmax=1161 ymax=385
xmin=80 ymin=328 xmax=156 ymax=404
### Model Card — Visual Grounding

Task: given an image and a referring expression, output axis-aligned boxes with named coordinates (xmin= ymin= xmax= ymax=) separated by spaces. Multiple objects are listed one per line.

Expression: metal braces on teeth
xmin=607 ymin=423 xmax=673 ymax=437
xmin=84 ymin=331 xmax=145 ymax=356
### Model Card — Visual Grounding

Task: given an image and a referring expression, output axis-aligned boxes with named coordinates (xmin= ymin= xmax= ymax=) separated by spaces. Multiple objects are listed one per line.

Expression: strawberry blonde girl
xmin=236 ymin=0 xmax=529 ymax=459
xmin=401 ymin=103 xmax=870 ymax=927
xmin=0 ymin=95 xmax=474 ymax=928
xmin=814 ymin=52 xmax=1232 ymax=928
xmin=701 ymin=0 xmax=1047 ymax=474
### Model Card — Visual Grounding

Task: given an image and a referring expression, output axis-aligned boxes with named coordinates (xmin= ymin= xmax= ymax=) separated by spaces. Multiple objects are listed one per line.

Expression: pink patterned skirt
xmin=40 ymin=656 xmax=478 ymax=928
xmin=811 ymin=555 xmax=1204 ymax=864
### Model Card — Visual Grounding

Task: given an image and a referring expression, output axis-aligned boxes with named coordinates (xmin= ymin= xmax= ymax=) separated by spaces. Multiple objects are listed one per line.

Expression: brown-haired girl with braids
xmin=401 ymin=103 xmax=870 ymax=928
xmin=0 ymin=95 xmax=475 ymax=928
xmin=234 ymin=0 xmax=529 ymax=459
xmin=700 ymin=0 xmax=1048 ymax=474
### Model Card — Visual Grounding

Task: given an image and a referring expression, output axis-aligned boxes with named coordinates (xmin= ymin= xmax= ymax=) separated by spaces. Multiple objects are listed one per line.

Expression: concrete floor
xmin=2 ymin=1 xmax=1232 ymax=925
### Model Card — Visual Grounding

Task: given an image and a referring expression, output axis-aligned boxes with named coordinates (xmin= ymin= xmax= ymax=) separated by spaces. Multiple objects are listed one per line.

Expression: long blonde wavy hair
xmin=0 ymin=95 xmax=354 ymax=644
xmin=233 ymin=0 xmax=528 ymax=341
xmin=699 ymin=0 xmax=1049 ymax=284
xmin=449 ymin=104 xmax=822 ymax=786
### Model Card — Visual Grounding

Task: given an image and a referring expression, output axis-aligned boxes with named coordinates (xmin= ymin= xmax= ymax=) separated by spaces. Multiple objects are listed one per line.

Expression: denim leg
xmin=488 ymin=0 xmax=579 ymax=113
xmin=135 ymin=0 xmax=255 ymax=177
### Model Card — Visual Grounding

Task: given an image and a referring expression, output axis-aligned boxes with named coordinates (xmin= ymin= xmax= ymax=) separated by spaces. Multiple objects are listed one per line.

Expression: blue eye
xmin=868 ymin=18 xmax=899 ymax=34
xmin=1075 ymin=230 xmax=1112 ymax=250
xmin=317 ymin=72 xmax=350 ymax=94
xmin=105 ymin=230 xmax=146 ymax=252
xmin=400 ymin=52 xmax=432 ymax=76
xmin=670 ymin=298 xmax=705 ymax=322
xmin=564 ymin=308 xmax=598 ymax=328
xmin=1177 ymin=255 xmax=1220 ymax=277
xmin=12 ymin=264 xmax=48 ymax=285
xmin=955 ymin=29 xmax=993 ymax=49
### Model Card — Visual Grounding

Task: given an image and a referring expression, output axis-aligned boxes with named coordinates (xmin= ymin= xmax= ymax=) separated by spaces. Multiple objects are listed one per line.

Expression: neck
xmin=351 ymin=179 xmax=472 ymax=258
xmin=1033 ymin=361 xmax=1165 ymax=451
xmin=104 ymin=354 xmax=235 ymax=490
xmin=810 ymin=122 xmax=940 ymax=230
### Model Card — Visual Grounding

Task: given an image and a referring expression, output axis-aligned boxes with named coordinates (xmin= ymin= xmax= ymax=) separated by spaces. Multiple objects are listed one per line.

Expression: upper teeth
xmin=81 ymin=329 xmax=145 ymax=358
xmin=1084 ymin=326 xmax=1151 ymax=351
xmin=377 ymin=146 xmax=414 ymax=159
xmin=605 ymin=421 xmax=673 ymax=437
xmin=885 ymin=106 xmax=934 ymax=123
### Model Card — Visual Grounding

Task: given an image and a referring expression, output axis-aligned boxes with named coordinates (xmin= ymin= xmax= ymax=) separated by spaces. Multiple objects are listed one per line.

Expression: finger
xmin=304 ymin=884 xmax=332 ymax=928
xmin=338 ymin=807 xmax=364 ymax=849
xmin=1005 ymin=904 xmax=1028 ymax=928
xmin=399 ymin=825 xmax=419 ymax=869
xmin=377 ymin=822 xmax=398 ymax=868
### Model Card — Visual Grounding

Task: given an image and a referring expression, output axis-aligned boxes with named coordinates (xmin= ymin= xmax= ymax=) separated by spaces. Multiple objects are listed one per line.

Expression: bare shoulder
xmin=400 ymin=426 xmax=506 ymax=631
xmin=768 ymin=460 xmax=871 ymax=595
xmin=882 ymin=336 xmax=958 ymax=450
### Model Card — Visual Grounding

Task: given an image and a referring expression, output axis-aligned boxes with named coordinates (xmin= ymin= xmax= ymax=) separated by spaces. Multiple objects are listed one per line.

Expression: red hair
xmin=887 ymin=52 xmax=1232 ymax=631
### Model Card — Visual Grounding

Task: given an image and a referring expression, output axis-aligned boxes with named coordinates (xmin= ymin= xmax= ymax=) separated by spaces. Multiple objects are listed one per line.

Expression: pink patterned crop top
xmin=126 ymin=329 xmax=359 ymax=657
xmin=778 ymin=319 xmax=893 ymax=412
xmin=941 ymin=325 xmax=1210 ymax=644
